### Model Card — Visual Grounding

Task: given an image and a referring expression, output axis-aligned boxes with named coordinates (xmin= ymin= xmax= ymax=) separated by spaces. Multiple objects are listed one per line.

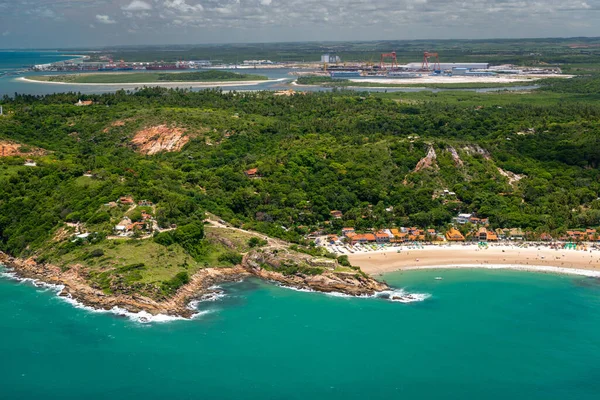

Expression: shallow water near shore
xmin=2 ymin=268 xmax=600 ymax=399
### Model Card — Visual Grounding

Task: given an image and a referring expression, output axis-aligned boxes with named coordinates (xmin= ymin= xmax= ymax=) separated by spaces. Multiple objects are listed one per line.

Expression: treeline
xmin=157 ymin=70 xmax=267 ymax=82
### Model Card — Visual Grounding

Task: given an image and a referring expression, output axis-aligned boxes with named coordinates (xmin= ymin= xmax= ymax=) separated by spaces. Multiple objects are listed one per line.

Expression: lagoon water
xmin=0 ymin=50 xmax=538 ymax=96
xmin=2 ymin=268 xmax=600 ymax=399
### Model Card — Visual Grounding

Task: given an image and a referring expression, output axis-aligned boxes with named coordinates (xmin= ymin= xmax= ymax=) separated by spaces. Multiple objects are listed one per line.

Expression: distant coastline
xmin=18 ymin=76 xmax=283 ymax=87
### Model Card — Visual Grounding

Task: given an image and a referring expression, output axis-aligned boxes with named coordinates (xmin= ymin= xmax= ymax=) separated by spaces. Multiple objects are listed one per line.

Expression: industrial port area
xmin=13 ymin=46 xmax=566 ymax=87
xmin=302 ymin=51 xmax=564 ymax=86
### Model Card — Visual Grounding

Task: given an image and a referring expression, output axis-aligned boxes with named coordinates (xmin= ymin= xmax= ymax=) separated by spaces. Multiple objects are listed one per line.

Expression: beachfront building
xmin=375 ymin=232 xmax=390 ymax=244
xmin=540 ymin=233 xmax=553 ymax=241
xmin=564 ymin=229 xmax=599 ymax=242
xmin=508 ymin=228 xmax=525 ymax=240
xmin=328 ymin=235 xmax=340 ymax=244
xmin=350 ymin=233 xmax=376 ymax=245
xmin=342 ymin=227 xmax=355 ymax=237
xmin=477 ymin=227 xmax=498 ymax=242
xmin=445 ymin=228 xmax=465 ymax=241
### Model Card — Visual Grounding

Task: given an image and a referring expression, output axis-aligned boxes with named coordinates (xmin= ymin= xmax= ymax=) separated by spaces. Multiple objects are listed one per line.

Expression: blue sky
xmin=0 ymin=0 xmax=599 ymax=48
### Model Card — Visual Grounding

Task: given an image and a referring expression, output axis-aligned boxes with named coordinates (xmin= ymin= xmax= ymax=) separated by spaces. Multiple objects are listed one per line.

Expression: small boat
xmin=434 ymin=277 xmax=443 ymax=280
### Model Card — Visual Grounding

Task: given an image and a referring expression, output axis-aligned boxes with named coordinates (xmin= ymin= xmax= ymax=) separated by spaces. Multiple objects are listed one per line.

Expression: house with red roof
xmin=244 ymin=168 xmax=260 ymax=178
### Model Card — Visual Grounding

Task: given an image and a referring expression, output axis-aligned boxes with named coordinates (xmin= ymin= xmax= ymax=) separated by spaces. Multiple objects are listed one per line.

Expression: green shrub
xmin=337 ymin=255 xmax=351 ymax=267
xmin=161 ymin=271 xmax=190 ymax=295
xmin=218 ymin=251 xmax=243 ymax=265
xmin=248 ymin=237 xmax=268 ymax=248
xmin=86 ymin=248 xmax=105 ymax=259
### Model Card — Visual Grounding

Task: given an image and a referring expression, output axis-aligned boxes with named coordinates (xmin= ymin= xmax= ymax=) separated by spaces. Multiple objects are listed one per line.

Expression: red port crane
xmin=380 ymin=52 xmax=398 ymax=70
xmin=421 ymin=52 xmax=441 ymax=71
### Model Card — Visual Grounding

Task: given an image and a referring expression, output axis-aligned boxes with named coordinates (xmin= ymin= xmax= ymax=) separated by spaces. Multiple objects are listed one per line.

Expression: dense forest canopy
xmin=1 ymin=83 xmax=600 ymax=259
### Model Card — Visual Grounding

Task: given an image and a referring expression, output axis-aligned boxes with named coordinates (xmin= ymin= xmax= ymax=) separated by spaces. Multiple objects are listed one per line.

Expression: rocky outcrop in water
xmin=1 ymin=248 xmax=389 ymax=317
xmin=242 ymin=250 xmax=389 ymax=296
xmin=0 ymin=252 xmax=248 ymax=318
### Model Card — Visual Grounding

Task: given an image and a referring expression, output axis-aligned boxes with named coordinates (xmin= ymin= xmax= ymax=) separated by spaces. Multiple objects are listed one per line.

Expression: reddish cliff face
xmin=0 ymin=140 xmax=46 ymax=157
xmin=131 ymin=125 xmax=190 ymax=155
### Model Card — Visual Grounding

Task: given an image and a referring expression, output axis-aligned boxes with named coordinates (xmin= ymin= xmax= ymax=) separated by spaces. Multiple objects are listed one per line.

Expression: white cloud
xmin=3 ymin=0 xmax=600 ymax=45
xmin=122 ymin=1 xmax=153 ymax=11
xmin=163 ymin=0 xmax=204 ymax=13
xmin=96 ymin=14 xmax=117 ymax=24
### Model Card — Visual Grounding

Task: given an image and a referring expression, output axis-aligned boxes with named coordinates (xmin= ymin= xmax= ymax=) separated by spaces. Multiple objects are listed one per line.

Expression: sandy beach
xmin=349 ymin=74 xmax=571 ymax=85
xmin=18 ymin=76 xmax=285 ymax=87
xmin=348 ymin=245 xmax=600 ymax=277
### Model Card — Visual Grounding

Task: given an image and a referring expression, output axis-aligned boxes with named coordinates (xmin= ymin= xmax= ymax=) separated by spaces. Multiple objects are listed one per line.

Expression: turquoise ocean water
xmin=1 ymin=267 xmax=600 ymax=399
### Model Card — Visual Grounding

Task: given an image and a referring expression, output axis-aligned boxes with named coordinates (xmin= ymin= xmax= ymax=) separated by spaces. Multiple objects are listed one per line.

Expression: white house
xmin=455 ymin=213 xmax=473 ymax=224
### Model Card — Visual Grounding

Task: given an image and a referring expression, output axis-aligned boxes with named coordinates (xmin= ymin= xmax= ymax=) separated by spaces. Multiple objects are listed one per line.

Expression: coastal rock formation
xmin=242 ymin=250 xmax=389 ymax=296
xmin=0 ymin=252 xmax=248 ymax=318
xmin=131 ymin=125 xmax=191 ymax=155
xmin=1 ymin=246 xmax=389 ymax=317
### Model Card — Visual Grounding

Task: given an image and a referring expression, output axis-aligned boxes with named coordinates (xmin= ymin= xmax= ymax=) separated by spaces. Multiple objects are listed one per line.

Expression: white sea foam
xmin=0 ymin=266 xmax=209 ymax=323
xmin=375 ymin=289 xmax=431 ymax=303
xmin=58 ymin=293 xmax=198 ymax=323
xmin=196 ymin=286 xmax=227 ymax=302
xmin=278 ymin=283 xmax=430 ymax=303
xmin=403 ymin=264 xmax=600 ymax=277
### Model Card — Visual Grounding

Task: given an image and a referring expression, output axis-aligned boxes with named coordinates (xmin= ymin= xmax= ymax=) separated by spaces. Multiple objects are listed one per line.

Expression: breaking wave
xmin=375 ymin=289 xmax=431 ymax=303
xmin=0 ymin=265 xmax=210 ymax=324
xmin=278 ymin=282 xmax=430 ymax=303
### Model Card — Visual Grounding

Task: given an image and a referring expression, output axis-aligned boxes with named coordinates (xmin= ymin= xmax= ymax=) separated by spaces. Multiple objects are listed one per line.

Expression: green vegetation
xmin=28 ymin=70 xmax=268 ymax=84
xmin=248 ymin=237 xmax=268 ymax=248
xmin=2 ymin=65 xmax=600 ymax=296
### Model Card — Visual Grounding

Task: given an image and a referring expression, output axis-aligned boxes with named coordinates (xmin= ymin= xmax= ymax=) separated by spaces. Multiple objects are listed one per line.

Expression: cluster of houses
xmin=110 ymin=196 xmax=160 ymax=237
xmin=325 ymin=226 xmax=600 ymax=245
xmin=331 ymin=227 xmax=445 ymax=245
xmin=313 ymin=208 xmax=600 ymax=245
xmin=453 ymin=213 xmax=490 ymax=226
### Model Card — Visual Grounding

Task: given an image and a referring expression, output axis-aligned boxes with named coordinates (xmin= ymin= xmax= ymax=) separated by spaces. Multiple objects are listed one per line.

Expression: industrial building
xmin=321 ymin=54 xmax=341 ymax=64
xmin=189 ymin=60 xmax=212 ymax=67
xmin=451 ymin=67 xmax=495 ymax=76
xmin=404 ymin=62 xmax=490 ymax=70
